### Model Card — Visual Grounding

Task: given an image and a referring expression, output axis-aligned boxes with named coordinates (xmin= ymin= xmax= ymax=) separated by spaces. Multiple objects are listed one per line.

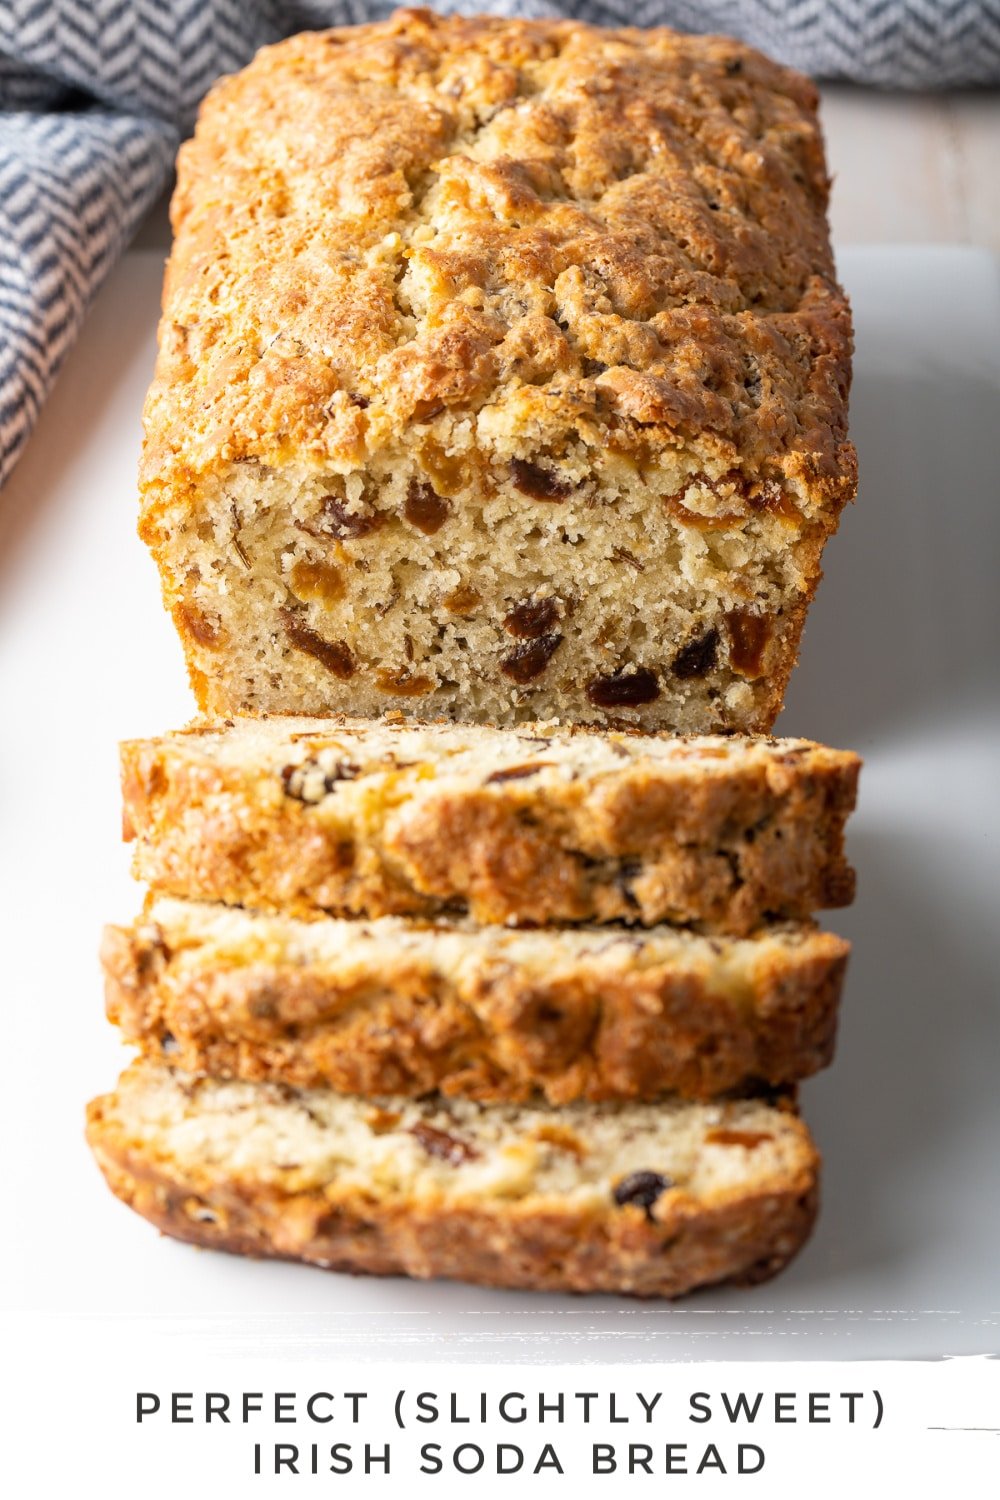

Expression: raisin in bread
xmin=121 ymin=717 xmax=859 ymax=933
xmin=86 ymin=1061 xmax=819 ymax=1296
xmin=103 ymin=897 xmax=848 ymax=1103
xmin=139 ymin=12 xmax=854 ymax=733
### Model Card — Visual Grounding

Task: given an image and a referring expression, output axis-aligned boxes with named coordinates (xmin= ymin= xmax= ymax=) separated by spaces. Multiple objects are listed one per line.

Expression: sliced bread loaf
xmin=103 ymin=897 xmax=849 ymax=1103
xmin=86 ymin=1061 xmax=819 ymax=1296
xmin=121 ymin=717 xmax=859 ymax=932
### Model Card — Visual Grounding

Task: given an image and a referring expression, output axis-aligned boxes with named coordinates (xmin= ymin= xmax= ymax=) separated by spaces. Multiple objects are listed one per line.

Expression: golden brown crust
xmin=140 ymin=9 xmax=852 ymax=497
xmin=90 ymin=1153 xmax=817 ymax=1297
xmin=86 ymin=1087 xmax=819 ymax=1298
xmin=103 ymin=902 xmax=848 ymax=1102
xmin=120 ymin=719 xmax=860 ymax=933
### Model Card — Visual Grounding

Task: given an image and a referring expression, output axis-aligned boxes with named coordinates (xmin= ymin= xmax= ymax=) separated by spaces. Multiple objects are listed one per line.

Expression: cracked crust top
xmin=140 ymin=7 xmax=853 ymax=510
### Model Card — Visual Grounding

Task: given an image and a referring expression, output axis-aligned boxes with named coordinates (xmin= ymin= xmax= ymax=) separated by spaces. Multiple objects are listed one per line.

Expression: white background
xmin=5 ymin=1331 xmax=1000 ymax=1495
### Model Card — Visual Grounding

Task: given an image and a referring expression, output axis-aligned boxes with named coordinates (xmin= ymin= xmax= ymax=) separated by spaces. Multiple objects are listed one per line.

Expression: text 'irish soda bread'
xmin=139 ymin=9 xmax=855 ymax=732
xmin=121 ymin=717 xmax=859 ymax=932
xmin=86 ymin=1061 xmax=819 ymax=1296
xmin=103 ymin=897 xmax=849 ymax=1103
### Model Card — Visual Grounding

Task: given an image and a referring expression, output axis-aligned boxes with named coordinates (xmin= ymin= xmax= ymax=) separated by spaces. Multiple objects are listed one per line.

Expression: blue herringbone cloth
xmin=2 ymin=1 xmax=999 ymax=486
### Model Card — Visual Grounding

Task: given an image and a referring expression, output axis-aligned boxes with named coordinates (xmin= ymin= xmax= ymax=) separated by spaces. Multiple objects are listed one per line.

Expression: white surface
xmin=1 ymin=246 xmax=998 ymax=1361
xmin=819 ymin=86 xmax=1000 ymax=251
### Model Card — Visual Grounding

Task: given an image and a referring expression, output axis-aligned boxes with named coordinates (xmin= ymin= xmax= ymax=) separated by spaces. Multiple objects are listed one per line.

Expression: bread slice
xmin=121 ymin=717 xmax=859 ymax=933
xmin=103 ymin=897 xmax=849 ymax=1103
xmin=86 ymin=1061 xmax=819 ymax=1296
xmin=139 ymin=12 xmax=854 ymax=734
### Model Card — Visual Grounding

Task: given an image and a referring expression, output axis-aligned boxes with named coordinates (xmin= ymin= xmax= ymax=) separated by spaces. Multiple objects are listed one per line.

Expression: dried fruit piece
xmin=281 ymin=610 xmax=356 ymax=679
xmin=503 ymin=597 xmax=559 ymax=638
xmin=663 ymin=471 xmax=745 ymax=530
xmin=747 ymin=480 xmax=798 ymax=519
xmin=419 ymin=440 xmax=468 ymax=498
xmin=280 ymin=758 xmax=360 ymax=800
xmin=586 ymin=667 xmax=660 ymax=708
xmin=366 ymin=1108 xmax=401 ymax=1135
xmin=664 ymin=495 xmax=743 ymax=530
xmin=613 ymin=1170 xmax=673 ymax=1218
xmin=404 ymin=479 xmax=450 ymax=535
xmin=410 ymin=1121 xmax=480 ymax=1165
xmin=500 ymin=634 xmax=563 ymax=683
xmin=375 ymin=668 xmax=434 ymax=697
xmin=411 ymin=397 xmax=446 ymax=422
xmin=725 ymin=609 xmax=771 ymax=678
xmin=175 ymin=601 xmax=226 ymax=649
xmin=671 ymin=629 xmax=719 ymax=680
xmin=705 ymin=1129 xmax=774 ymax=1148
xmin=289 ymin=558 xmax=344 ymax=605
xmin=534 ymin=1124 xmax=587 ymax=1159
xmin=442 ymin=584 xmax=481 ymax=616
xmin=510 ymin=458 xmax=570 ymax=501
xmin=485 ymin=760 xmax=552 ymax=784
xmin=299 ymin=494 xmax=381 ymax=540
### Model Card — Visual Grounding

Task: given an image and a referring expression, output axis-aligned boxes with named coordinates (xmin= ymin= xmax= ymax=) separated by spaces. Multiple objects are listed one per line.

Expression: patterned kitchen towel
xmin=2 ymin=0 xmax=999 ymax=487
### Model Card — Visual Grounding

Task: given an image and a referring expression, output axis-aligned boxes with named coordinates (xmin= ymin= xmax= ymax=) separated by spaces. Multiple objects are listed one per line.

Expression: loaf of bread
xmin=139 ymin=9 xmax=854 ymax=733
xmin=121 ymin=717 xmax=859 ymax=933
xmin=103 ymin=897 xmax=849 ymax=1103
xmin=86 ymin=1061 xmax=818 ymax=1296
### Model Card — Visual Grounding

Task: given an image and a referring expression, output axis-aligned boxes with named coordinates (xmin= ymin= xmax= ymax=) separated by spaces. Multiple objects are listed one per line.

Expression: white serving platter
xmin=1 ymin=245 xmax=997 ymax=1362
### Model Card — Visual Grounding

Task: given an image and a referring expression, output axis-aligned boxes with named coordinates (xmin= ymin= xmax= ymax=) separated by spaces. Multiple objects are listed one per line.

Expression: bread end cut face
xmin=144 ymin=449 xmax=849 ymax=731
xmin=138 ymin=14 xmax=854 ymax=732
